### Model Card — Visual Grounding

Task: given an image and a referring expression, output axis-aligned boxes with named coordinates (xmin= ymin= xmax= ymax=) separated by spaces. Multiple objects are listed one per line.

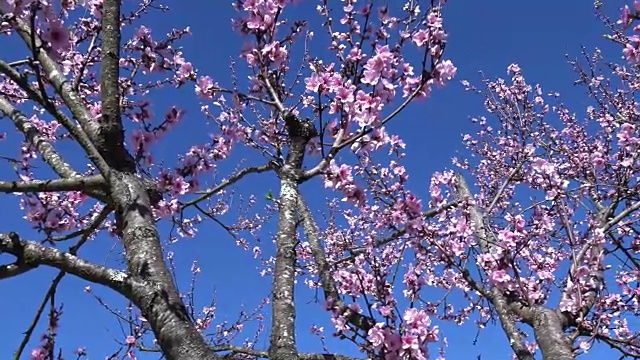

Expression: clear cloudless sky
xmin=0 ymin=1 xmax=628 ymax=359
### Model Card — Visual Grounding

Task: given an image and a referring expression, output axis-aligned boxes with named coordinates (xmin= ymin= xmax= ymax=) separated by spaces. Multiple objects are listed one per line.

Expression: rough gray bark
xmin=531 ymin=308 xmax=573 ymax=360
xmin=108 ymin=172 xmax=219 ymax=360
xmin=268 ymin=114 xmax=317 ymax=360
xmin=88 ymin=2 xmax=220 ymax=358
xmin=270 ymin=175 xmax=300 ymax=360
xmin=510 ymin=305 xmax=574 ymax=360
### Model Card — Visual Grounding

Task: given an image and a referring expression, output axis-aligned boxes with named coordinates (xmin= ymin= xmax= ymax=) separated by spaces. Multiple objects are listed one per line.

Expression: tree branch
xmin=211 ymin=344 xmax=364 ymax=360
xmin=508 ymin=305 xmax=574 ymax=360
xmin=263 ymin=79 xmax=317 ymax=359
xmin=336 ymin=200 xmax=459 ymax=266
xmin=0 ymin=205 xmax=110 ymax=281
xmin=269 ymin=174 xmax=301 ymax=360
xmin=0 ymin=95 xmax=109 ymax=201
xmin=182 ymin=164 xmax=272 ymax=208
xmin=0 ymin=175 xmax=105 ymax=193
xmin=454 ymin=173 xmax=535 ymax=360
xmin=0 ymin=231 xmax=218 ymax=359
xmin=92 ymin=3 xmax=220 ymax=359
xmin=0 ymin=232 xmax=132 ymax=293
xmin=0 ymin=58 xmax=86 ymax=144
xmin=98 ymin=0 xmax=133 ymax=171
xmin=0 ymin=8 xmax=111 ymax=176
xmin=485 ymin=160 xmax=526 ymax=215
xmin=50 ymin=205 xmax=112 ymax=243
xmin=13 ymin=206 xmax=107 ymax=360
xmin=13 ymin=270 xmax=65 ymax=360
xmin=556 ymin=201 xmax=606 ymax=328
xmin=0 ymin=96 xmax=76 ymax=178
xmin=302 ymin=78 xmax=429 ymax=180
xmin=0 ymin=261 xmax=36 ymax=279
xmin=141 ymin=344 xmax=364 ymax=360
xmin=604 ymin=199 xmax=640 ymax=231
xmin=298 ymin=193 xmax=375 ymax=332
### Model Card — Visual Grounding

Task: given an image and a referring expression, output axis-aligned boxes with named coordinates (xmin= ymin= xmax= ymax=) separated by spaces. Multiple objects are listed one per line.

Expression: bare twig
xmin=182 ymin=164 xmax=272 ymax=208
xmin=13 ymin=207 xmax=113 ymax=359
xmin=50 ymin=206 xmax=112 ymax=243
xmin=333 ymin=200 xmax=459 ymax=266
xmin=13 ymin=271 xmax=66 ymax=360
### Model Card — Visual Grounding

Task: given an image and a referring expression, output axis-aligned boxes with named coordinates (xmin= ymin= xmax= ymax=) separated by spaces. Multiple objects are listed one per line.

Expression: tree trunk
xmin=268 ymin=115 xmax=316 ymax=360
xmin=531 ymin=307 xmax=574 ymax=360
xmin=269 ymin=176 xmax=300 ymax=360
xmin=110 ymin=172 xmax=220 ymax=359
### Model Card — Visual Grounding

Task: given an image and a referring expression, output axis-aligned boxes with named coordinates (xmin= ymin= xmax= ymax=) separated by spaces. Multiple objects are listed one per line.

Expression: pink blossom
xmin=125 ymin=335 xmax=136 ymax=345
xmin=412 ymin=29 xmax=430 ymax=47
xmin=361 ymin=45 xmax=396 ymax=85
xmin=43 ymin=20 xmax=71 ymax=52
xmin=368 ymin=325 xmax=386 ymax=349
xmin=261 ymin=41 xmax=288 ymax=66
xmin=435 ymin=60 xmax=457 ymax=81
xmin=196 ymin=76 xmax=216 ymax=98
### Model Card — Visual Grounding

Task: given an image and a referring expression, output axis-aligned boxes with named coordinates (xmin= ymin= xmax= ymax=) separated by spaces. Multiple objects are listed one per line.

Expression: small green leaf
xmin=266 ymin=190 xmax=274 ymax=201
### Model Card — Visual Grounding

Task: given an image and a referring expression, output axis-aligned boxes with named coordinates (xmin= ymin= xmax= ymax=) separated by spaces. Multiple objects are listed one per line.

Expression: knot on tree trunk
xmin=280 ymin=113 xmax=317 ymax=174
xmin=284 ymin=113 xmax=318 ymax=141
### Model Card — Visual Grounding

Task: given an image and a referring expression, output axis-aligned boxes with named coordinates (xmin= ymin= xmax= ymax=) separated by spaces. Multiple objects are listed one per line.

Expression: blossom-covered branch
xmin=298 ymin=194 xmax=375 ymax=332
xmin=0 ymin=7 xmax=111 ymax=174
xmin=454 ymin=174 xmax=536 ymax=360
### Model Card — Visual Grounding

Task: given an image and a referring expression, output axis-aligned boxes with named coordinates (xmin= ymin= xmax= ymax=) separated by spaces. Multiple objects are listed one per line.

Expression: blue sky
xmin=0 ymin=1 xmax=628 ymax=359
